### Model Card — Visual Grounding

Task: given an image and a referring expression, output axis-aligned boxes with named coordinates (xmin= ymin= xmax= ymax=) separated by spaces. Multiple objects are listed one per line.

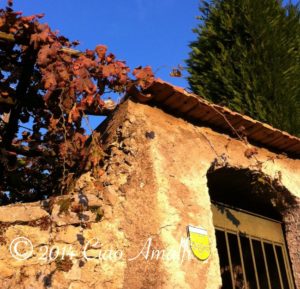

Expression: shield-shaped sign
xmin=187 ymin=225 xmax=210 ymax=261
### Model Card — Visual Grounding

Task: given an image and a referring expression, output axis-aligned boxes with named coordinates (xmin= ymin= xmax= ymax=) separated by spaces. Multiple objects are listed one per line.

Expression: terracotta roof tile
xmin=129 ymin=78 xmax=300 ymax=157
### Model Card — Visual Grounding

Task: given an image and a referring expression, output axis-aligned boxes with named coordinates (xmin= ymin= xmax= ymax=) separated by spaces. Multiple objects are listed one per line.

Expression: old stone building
xmin=0 ymin=79 xmax=299 ymax=289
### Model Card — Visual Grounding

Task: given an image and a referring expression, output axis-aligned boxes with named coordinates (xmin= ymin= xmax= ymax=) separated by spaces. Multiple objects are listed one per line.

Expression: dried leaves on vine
xmin=0 ymin=1 xmax=154 ymax=204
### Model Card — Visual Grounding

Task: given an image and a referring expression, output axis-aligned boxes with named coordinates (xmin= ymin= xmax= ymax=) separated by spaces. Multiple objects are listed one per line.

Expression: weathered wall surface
xmin=0 ymin=99 xmax=299 ymax=289
xmin=118 ymin=101 xmax=300 ymax=289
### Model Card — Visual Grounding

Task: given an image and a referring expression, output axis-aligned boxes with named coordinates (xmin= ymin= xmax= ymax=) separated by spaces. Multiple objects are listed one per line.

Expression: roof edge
xmin=127 ymin=78 xmax=300 ymax=158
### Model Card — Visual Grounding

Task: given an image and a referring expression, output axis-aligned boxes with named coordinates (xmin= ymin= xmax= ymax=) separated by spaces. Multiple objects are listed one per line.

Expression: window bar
xmin=272 ymin=243 xmax=284 ymax=289
xmin=249 ymin=237 xmax=261 ymax=289
xmin=261 ymin=241 xmax=272 ymax=289
xmin=237 ymin=233 xmax=248 ymax=289
xmin=224 ymin=230 xmax=235 ymax=289
xmin=281 ymin=245 xmax=295 ymax=289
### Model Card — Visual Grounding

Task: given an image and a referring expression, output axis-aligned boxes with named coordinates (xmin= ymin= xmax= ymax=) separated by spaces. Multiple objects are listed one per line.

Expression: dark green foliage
xmin=187 ymin=0 xmax=300 ymax=136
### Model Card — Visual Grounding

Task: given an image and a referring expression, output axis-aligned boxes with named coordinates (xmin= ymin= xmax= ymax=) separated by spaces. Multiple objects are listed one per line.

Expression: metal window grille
xmin=212 ymin=203 xmax=295 ymax=289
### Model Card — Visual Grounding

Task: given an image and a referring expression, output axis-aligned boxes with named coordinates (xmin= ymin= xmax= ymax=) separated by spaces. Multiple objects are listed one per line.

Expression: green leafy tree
xmin=187 ymin=0 xmax=300 ymax=136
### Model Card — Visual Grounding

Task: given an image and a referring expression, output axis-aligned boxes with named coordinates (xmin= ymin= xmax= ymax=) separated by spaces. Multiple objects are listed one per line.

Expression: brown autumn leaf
xmin=37 ymin=44 xmax=60 ymax=67
xmin=85 ymin=94 xmax=94 ymax=106
xmin=133 ymin=66 xmax=155 ymax=89
xmin=62 ymin=94 xmax=73 ymax=110
xmin=30 ymin=30 xmax=50 ymax=49
xmin=60 ymin=52 xmax=72 ymax=64
xmin=95 ymin=45 xmax=107 ymax=60
xmin=106 ymin=53 xmax=115 ymax=63
xmin=102 ymin=63 xmax=117 ymax=77
xmin=43 ymin=72 xmax=57 ymax=90
xmin=83 ymin=79 xmax=96 ymax=95
xmin=35 ymin=13 xmax=45 ymax=19
xmin=56 ymin=62 xmax=70 ymax=81
xmin=170 ymin=68 xmax=182 ymax=77
xmin=78 ymin=55 xmax=95 ymax=69
xmin=21 ymin=15 xmax=36 ymax=22
xmin=68 ymin=105 xmax=81 ymax=123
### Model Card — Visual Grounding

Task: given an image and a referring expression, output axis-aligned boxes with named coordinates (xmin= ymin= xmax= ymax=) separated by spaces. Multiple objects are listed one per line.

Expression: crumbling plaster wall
xmin=0 ymin=99 xmax=299 ymax=289
xmin=93 ymin=99 xmax=300 ymax=289
xmin=104 ymin=99 xmax=300 ymax=289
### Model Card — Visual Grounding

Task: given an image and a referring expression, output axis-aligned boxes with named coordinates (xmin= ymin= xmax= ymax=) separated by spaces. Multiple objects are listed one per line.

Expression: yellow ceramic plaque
xmin=187 ymin=225 xmax=210 ymax=261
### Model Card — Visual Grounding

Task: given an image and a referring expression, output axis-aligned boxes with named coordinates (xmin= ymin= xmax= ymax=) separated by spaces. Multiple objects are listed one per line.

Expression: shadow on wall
xmin=206 ymin=166 xmax=296 ymax=220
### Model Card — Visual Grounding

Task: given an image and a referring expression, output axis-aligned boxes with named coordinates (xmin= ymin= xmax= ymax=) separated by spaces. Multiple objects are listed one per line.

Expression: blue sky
xmin=11 ymin=0 xmax=296 ymax=89
xmin=6 ymin=0 xmax=298 ymax=130
xmin=12 ymin=0 xmax=199 ymax=89
xmin=10 ymin=0 xmax=200 ymax=129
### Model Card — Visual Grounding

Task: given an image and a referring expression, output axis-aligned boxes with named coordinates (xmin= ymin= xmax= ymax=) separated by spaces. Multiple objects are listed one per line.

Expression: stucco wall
xmin=124 ymin=100 xmax=300 ymax=288
xmin=0 ymin=99 xmax=299 ymax=289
